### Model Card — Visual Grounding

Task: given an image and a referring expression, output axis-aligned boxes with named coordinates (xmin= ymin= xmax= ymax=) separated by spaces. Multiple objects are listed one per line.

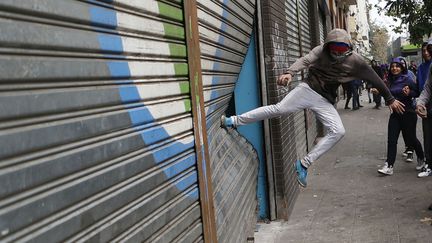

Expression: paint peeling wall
xmin=0 ymin=0 xmax=202 ymax=242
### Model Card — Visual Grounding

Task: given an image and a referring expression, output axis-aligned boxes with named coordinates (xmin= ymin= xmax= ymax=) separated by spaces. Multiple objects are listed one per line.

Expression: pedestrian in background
xmin=352 ymin=79 xmax=363 ymax=110
xmin=416 ymin=40 xmax=432 ymax=178
xmin=343 ymin=82 xmax=353 ymax=109
xmin=409 ymin=60 xmax=418 ymax=76
xmin=377 ymin=58 xmax=424 ymax=176
xmin=371 ymin=60 xmax=383 ymax=109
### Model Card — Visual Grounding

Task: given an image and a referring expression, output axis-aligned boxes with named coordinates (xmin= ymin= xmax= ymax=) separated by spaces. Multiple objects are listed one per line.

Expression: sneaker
xmin=220 ymin=115 xmax=235 ymax=128
xmin=416 ymin=159 xmax=426 ymax=171
xmin=295 ymin=159 xmax=308 ymax=187
xmin=418 ymin=165 xmax=431 ymax=178
xmin=402 ymin=149 xmax=408 ymax=157
xmin=378 ymin=162 xmax=393 ymax=175
xmin=406 ymin=151 xmax=414 ymax=162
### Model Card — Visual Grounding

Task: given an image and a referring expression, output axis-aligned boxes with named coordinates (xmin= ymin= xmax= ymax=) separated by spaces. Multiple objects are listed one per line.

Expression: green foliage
xmin=376 ymin=0 xmax=432 ymax=44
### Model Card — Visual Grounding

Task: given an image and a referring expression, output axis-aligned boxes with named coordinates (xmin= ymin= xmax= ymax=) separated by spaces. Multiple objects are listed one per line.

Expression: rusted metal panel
xmin=0 ymin=0 xmax=203 ymax=242
xmin=196 ymin=0 xmax=258 ymax=242
xmin=183 ymin=0 xmax=218 ymax=242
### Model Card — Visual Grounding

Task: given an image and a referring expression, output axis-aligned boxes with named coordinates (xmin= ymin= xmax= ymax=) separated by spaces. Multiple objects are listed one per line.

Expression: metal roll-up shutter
xmin=318 ymin=11 xmax=326 ymax=44
xmin=284 ymin=0 xmax=308 ymax=180
xmin=195 ymin=0 xmax=258 ymax=242
xmin=298 ymin=0 xmax=318 ymax=153
xmin=0 ymin=0 xmax=203 ymax=242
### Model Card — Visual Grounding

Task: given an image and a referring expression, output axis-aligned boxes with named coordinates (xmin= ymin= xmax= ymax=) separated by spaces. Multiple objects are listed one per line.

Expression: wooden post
xmin=183 ymin=1 xmax=218 ymax=242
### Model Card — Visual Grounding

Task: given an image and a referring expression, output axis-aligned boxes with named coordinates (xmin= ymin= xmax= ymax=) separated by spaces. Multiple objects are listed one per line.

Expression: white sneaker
xmin=402 ymin=148 xmax=409 ymax=157
xmin=378 ymin=162 xmax=393 ymax=175
xmin=416 ymin=159 xmax=426 ymax=171
xmin=418 ymin=165 xmax=432 ymax=178
xmin=406 ymin=151 xmax=414 ymax=162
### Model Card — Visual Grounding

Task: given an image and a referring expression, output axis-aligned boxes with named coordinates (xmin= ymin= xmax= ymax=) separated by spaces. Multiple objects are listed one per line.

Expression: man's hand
xmin=402 ymin=86 xmax=410 ymax=96
xmin=370 ymin=88 xmax=379 ymax=95
xmin=388 ymin=100 xmax=405 ymax=114
xmin=416 ymin=104 xmax=427 ymax=118
xmin=277 ymin=73 xmax=292 ymax=86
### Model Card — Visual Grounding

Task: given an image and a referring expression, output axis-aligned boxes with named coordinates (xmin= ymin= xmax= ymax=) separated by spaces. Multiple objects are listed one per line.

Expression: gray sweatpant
xmin=232 ymin=82 xmax=345 ymax=167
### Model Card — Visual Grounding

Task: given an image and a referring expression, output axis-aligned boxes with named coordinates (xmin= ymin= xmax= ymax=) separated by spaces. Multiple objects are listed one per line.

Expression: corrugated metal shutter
xmin=0 ymin=0 xmax=203 ymax=242
xmin=298 ymin=0 xmax=318 ymax=153
xmin=195 ymin=0 xmax=258 ymax=242
xmin=318 ymin=11 xmax=325 ymax=44
xmin=281 ymin=0 xmax=307 ymax=162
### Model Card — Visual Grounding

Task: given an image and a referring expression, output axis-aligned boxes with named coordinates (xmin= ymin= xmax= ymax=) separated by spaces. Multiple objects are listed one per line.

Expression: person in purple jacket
xmin=377 ymin=58 xmax=425 ymax=175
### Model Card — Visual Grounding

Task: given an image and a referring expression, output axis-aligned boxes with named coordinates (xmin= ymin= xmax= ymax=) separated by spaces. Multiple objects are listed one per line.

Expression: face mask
xmin=330 ymin=50 xmax=352 ymax=62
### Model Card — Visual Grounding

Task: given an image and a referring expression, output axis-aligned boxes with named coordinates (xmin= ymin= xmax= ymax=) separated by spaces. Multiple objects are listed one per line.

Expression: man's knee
xmin=335 ymin=126 xmax=345 ymax=140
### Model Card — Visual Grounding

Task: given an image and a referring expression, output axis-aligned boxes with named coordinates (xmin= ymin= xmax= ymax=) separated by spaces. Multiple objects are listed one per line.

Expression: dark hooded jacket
xmin=285 ymin=28 xmax=394 ymax=105
xmin=387 ymin=58 xmax=418 ymax=111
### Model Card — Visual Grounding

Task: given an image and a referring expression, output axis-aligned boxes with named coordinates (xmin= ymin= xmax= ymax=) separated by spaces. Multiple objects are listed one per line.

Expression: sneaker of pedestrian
xmin=416 ymin=158 xmax=426 ymax=171
xmin=378 ymin=162 xmax=393 ymax=175
xmin=402 ymin=148 xmax=408 ymax=157
xmin=295 ymin=159 xmax=308 ymax=187
xmin=418 ymin=164 xmax=431 ymax=178
xmin=220 ymin=115 xmax=235 ymax=128
xmin=405 ymin=151 xmax=414 ymax=162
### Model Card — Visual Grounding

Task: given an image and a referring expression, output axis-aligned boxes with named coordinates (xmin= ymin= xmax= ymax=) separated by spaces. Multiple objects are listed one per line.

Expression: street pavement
xmin=254 ymin=95 xmax=432 ymax=243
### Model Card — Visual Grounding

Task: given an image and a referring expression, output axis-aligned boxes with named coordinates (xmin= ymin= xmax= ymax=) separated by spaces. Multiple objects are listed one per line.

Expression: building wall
xmin=0 ymin=0 xmax=258 ymax=242
xmin=0 ymin=1 xmax=204 ymax=242
xmin=348 ymin=0 xmax=371 ymax=58
xmin=259 ymin=0 xmax=316 ymax=220
xmin=0 ymin=0 xmax=328 ymax=241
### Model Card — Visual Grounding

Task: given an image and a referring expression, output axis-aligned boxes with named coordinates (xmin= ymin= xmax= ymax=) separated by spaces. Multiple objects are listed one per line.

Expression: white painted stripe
xmin=135 ymin=82 xmax=184 ymax=100
xmin=159 ymin=117 xmax=193 ymax=137
xmin=116 ymin=12 xmax=165 ymax=36
xmin=122 ymin=37 xmax=171 ymax=56
xmin=146 ymin=100 xmax=188 ymax=118
xmin=127 ymin=62 xmax=177 ymax=76
xmin=111 ymin=0 xmax=160 ymax=14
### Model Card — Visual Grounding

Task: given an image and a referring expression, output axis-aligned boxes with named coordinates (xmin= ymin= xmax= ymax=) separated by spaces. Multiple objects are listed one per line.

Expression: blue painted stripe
xmin=188 ymin=188 xmax=199 ymax=200
xmin=119 ymin=86 xmax=141 ymax=103
xmin=89 ymin=6 xmax=118 ymax=28
xmin=153 ymin=141 xmax=195 ymax=164
xmin=176 ymin=172 xmax=198 ymax=191
xmin=107 ymin=62 xmax=131 ymax=78
xmin=222 ymin=0 xmax=230 ymax=19
xmin=234 ymin=33 xmax=269 ymax=219
xmin=98 ymin=34 xmax=123 ymax=53
xmin=128 ymin=107 xmax=154 ymax=125
xmin=163 ymin=155 xmax=196 ymax=178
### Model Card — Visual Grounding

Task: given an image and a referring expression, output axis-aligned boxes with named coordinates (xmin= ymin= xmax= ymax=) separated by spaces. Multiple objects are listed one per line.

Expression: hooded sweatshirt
xmin=285 ymin=28 xmax=394 ymax=105
xmin=417 ymin=60 xmax=431 ymax=92
xmin=387 ymin=65 xmax=418 ymax=112
xmin=418 ymin=65 xmax=432 ymax=111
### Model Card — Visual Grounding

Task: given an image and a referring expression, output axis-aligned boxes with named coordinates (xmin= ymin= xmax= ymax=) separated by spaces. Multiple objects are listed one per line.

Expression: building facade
xmin=0 ymin=0 xmax=356 ymax=242
xmin=348 ymin=0 xmax=371 ymax=59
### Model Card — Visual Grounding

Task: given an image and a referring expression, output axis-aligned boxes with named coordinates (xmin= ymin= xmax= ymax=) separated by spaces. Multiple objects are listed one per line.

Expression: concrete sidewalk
xmin=255 ymin=97 xmax=432 ymax=243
